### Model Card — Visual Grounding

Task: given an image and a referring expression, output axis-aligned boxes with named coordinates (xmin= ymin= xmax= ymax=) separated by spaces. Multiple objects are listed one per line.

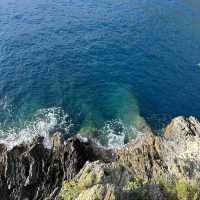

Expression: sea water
xmin=1 ymin=0 xmax=200 ymax=147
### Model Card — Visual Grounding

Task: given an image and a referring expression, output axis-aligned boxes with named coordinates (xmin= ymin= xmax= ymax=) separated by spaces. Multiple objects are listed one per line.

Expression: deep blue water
xmin=1 ymin=0 xmax=200 ymax=146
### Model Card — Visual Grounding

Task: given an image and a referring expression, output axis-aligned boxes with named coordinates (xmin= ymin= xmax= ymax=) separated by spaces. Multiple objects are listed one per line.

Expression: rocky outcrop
xmin=117 ymin=133 xmax=168 ymax=182
xmin=117 ymin=116 xmax=200 ymax=182
xmin=0 ymin=134 xmax=115 ymax=200
xmin=1 ymin=116 xmax=200 ymax=200
xmin=59 ymin=116 xmax=200 ymax=200
xmin=75 ymin=161 xmax=131 ymax=200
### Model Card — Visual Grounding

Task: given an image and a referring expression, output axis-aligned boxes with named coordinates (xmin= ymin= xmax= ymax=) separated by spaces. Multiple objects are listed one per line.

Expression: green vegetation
xmin=158 ymin=177 xmax=200 ymax=200
xmin=59 ymin=181 xmax=82 ymax=200
xmin=123 ymin=176 xmax=200 ymax=200
xmin=59 ymin=177 xmax=200 ymax=200
xmin=124 ymin=178 xmax=149 ymax=200
xmin=176 ymin=179 xmax=200 ymax=200
xmin=157 ymin=176 xmax=177 ymax=200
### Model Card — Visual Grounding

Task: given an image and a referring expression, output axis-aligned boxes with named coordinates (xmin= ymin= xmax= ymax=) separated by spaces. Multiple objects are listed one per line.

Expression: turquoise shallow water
xmin=1 ymin=0 xmax=200 ymax=147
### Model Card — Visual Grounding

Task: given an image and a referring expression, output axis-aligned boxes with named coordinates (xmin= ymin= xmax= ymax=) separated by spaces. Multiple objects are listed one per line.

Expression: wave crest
xmin=0 ymin=107 xmax=73 ymax=149
xmin=0 ymin=107 xmax=146 ymax=149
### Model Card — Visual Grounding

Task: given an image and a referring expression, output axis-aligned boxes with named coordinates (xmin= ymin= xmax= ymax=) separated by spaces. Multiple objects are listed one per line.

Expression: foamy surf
xmin=0 ymin=106 xmax=146 ymax=150
xmin=0 ymin=107 xmax=73 ymax=150
xmin=99 ymin=119 xmax=145 ymax=148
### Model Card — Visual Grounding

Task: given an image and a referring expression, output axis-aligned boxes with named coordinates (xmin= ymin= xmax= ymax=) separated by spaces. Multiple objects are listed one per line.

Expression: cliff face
xmin=1 ymin=116 xmax=200 ymax=200
xmin=59 ymin=116 xmax=200 ymax=200
xmin=0 ymin=134 xmax=115 ymax=200
xmin=118 ymin=116 xmax=200 ymax=182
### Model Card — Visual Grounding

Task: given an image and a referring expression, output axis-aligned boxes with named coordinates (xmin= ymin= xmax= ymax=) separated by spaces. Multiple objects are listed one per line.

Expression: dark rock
xmin=0 ymin=134 xmax=115 ymax=200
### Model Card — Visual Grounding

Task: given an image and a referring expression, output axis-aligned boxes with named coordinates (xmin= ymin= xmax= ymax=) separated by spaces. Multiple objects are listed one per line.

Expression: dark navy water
xmin=1 ymin=0 xmax=200 ymax=147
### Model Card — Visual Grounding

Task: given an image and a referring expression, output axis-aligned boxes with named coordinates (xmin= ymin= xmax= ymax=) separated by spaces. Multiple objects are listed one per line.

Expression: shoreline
xmin=1 ymin=116 xmax=200 ymax=199
xmin=0 ymin=109 xmax=156 ymax=150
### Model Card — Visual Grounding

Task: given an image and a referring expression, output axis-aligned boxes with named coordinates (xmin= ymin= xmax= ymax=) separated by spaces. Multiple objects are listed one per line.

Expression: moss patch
xmin=59 ymin=181 xmax=82 ymax=200
xmin=158 ymin=177 xmax=200 ymax=200
xmin=124 ymin=178 xmax=148 ymax=200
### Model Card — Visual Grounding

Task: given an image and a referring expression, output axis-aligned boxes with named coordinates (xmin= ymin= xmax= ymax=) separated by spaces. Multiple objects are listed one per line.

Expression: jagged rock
xmin=116 ymin=116 xmax=200 ymax=183
xmin=59 ymin=161 xmax=133 ymax=200
xmin=1 ymin=116 xmax=200 ymax=200
xmin=164 ymin=116 xmax=200 ymax=140
xmin=75 ymin=161 xmax=131 ymax=188
xmin=0 ymin=135 xmax=115 ymax=200
xmin=65 ymin=116 xmax=200 ymax=200
xmin=163 ymin=116 xmax=200 ymax=181
xmin=77 ymin=184 xmax=117 ymax=200
xmin=117 ymin=133 xmax=169 ymax=182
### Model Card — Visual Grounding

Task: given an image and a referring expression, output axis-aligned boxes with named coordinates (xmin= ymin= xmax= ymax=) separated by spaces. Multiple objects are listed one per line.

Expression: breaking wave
xmin=99 ymin=119 xmax=144 ymax=148
xmin=0 ymin=108 xmax=145 ymax=149
xmin=0 ymin=107 xmax=73 ymax=149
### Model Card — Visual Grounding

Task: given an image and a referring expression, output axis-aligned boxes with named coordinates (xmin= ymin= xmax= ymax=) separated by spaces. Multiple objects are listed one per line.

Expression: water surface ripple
xmin=1 ymin=0 xmax=200 ymax=146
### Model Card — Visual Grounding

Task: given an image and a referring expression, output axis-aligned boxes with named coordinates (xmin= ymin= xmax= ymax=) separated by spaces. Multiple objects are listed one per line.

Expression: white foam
xmin=0 ymin=107 xmax=73 ymax=150
xmin=0 ymin=107 xmax=145 ymax=150
xmin=101 ymin=119 xmax=144 ymax=148
xmin=103 ymin=120 xmax=125 ymax=148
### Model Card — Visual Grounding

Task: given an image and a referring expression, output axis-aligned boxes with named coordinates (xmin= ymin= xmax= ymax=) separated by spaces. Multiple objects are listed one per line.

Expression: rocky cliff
xmin=0 ymin=134 xmax=115 ymax=200
xmin=1 ymin=116 xmax=200 ymax=200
